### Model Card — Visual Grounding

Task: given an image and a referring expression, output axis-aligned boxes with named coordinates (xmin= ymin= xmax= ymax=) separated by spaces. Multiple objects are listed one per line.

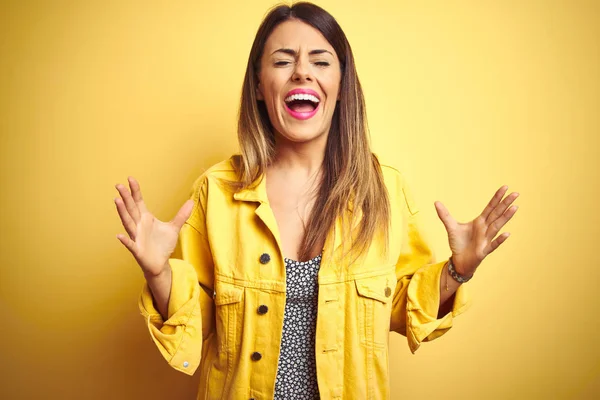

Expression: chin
xmin=277 ymin=128 xmax=326 ymax=144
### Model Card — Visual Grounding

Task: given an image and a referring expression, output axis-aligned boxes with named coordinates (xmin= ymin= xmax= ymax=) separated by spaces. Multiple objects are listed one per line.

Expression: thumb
xmin=434 ymin=201 xmax=455 ymax=232
xmin=171 ymin=199 xmax=195 ymax=230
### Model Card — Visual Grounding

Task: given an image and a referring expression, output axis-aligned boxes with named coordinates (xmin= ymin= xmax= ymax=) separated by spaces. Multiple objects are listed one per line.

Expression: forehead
xmin=263 ymin=19 xmax=336 ymax=55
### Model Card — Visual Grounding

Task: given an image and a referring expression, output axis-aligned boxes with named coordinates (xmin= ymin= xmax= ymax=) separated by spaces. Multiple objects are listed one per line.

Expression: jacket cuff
xmin=138 ymin=258 xmax=202 ymax=375
xmin=405 ymin=260 xmax=471 ymax=354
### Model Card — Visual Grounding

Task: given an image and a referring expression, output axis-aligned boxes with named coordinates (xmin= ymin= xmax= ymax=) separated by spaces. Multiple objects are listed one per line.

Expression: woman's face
xmin=257 ymin=19 xmax=342 ymax=144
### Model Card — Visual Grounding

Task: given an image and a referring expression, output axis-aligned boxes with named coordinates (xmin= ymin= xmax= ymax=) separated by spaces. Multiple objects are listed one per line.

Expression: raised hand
xmin=114 ymin=177 xmax=194 ymax=278
xmin=434 ymin=185 xmax=519 ymax=278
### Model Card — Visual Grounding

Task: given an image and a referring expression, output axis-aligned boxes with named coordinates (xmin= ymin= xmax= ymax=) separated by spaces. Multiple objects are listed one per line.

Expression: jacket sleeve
xmin=138 ymin=174 xmax=215 ymax=376
xmin=388 ymin=171 xmax=471 ymax=354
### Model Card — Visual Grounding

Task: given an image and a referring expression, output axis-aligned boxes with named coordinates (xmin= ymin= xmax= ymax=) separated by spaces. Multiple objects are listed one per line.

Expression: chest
xmin=266 ymin=172 xmax=323 ymax=261
xmin=267 ymin=191 xmax=314 ymax=261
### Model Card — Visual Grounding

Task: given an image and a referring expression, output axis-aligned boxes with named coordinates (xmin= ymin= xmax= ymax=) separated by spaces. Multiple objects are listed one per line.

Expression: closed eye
xmin=274 ymin=61 xmax=331 ymax=67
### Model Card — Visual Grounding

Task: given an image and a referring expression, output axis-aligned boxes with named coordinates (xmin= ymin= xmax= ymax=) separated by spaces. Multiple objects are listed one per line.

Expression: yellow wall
xmin=1 ymin=0 xmax=598 ymax=398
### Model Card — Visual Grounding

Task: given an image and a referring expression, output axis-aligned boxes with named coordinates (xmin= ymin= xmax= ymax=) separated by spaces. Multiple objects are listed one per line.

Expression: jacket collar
xmin=232 ymin=173 xmax=269 ymax=204
xmin=231 ymin=168 xmax=364 ymax=270
xmin=232 ymin=169 xmax=358 ymax=213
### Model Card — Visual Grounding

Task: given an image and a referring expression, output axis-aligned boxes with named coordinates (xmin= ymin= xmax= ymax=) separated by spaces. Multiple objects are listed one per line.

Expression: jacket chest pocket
xmin=355 ymin=272 xmax=396 ymax=348
xmin=214 ymin=280 xmax=245 ymax=352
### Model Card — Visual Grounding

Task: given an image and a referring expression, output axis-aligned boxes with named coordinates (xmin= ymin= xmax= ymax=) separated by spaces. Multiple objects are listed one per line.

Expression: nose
xmin=291 ymin=57 xmax=313 ymax=83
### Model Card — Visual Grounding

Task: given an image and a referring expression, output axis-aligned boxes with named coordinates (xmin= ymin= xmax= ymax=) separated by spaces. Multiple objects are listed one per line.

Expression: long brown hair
xmin=234 ymin=1 xmax=390 ymax=263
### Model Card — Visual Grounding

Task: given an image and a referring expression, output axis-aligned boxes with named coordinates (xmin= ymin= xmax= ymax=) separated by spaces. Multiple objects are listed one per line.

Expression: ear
xmin=256 ymin=81 xmax=264 ymax=101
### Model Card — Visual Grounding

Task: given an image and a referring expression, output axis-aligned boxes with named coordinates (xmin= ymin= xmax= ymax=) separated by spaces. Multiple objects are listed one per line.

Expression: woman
xmin=114 ymin=2 xmax=518 ymax=399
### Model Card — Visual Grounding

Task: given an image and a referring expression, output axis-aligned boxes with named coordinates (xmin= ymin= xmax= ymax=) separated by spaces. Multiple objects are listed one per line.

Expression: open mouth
xmin=284 ymin=93 xmax=320 ymax=120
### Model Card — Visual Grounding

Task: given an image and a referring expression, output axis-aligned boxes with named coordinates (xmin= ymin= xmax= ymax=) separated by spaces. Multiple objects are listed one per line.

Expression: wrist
xmin=144 ymin=262 xmax=171 ymax=281
xmin=448 ymin=256 xmax=473 ymax=284
xmin=451 ymin=255 xmax=480 ymax=277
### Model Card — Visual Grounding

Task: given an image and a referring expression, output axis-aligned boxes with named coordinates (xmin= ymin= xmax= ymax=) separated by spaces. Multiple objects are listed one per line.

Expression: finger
xmin=114 ymin=197 xmax=137 ymax=239
xmin=487 ymin=205 xmax=518 ymax=239
xmin=171 ymin=199 xmax=195 ymax=230
xmin=434 ymin=201 xmax=457 ymax=232
xmin=115 ymin=182 xmax=141 ymax=223
xmin=127 ymin=176 xmax=149 ymax=214
xmin=481 ymin=185 xmax=509 ymax=220
xmin=485 ymin=232 xmax=510 ymax=256
xmin=486 ymin=191 xmax=519 ymax=224
xmin=116 ymin=233 xmax=137 ymax=256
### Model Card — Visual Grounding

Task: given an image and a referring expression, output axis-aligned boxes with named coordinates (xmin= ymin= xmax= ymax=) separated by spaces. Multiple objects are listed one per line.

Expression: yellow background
xmin=1 ymin=0 xmax=598 ymax=398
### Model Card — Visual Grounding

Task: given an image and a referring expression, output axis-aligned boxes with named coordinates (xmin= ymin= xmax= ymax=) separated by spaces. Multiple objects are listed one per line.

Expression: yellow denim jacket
xmin=138 ymin=156 xmax=470 ymax=400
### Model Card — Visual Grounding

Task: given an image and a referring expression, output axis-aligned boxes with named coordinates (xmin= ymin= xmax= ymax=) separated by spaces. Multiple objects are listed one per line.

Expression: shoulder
xmin=375 ymin=155 xmax=420 ymax=215
xmin=379 ymin=164 xmax=405 ymax=187
xmin=190 ymin=155 xmax=239 ymax=189
xmin=372 ymin=153 xmax=407 ymax=192
xmin=186 ymin=155 xmax=242 ymax=206
xmin=203 ymin=156 xmax=239 ymax=181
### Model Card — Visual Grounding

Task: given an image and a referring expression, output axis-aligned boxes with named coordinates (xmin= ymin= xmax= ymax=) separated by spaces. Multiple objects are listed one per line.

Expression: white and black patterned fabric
xmin=273 ymin=254 xmax=322 ymax=399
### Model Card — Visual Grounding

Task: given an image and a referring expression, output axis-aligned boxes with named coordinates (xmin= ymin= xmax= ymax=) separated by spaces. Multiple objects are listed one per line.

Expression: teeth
xmin=284 ymin=93 xmax=320 ymax=103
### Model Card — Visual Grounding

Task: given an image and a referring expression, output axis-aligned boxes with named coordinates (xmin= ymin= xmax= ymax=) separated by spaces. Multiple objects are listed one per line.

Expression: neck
xmin=270 ymin=134 xmax=327 ymax=176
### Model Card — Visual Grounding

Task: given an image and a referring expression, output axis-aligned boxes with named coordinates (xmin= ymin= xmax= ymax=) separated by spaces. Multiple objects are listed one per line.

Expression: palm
xmin=131 ymin=213 xmax=180 ymax=274
xmin=114 ymin=177 xmax=194 ymax=277
xmin=446 ymin=218 xmax=488 ymax=270
xmin=435 ymin=185 xmax=519 ymax=276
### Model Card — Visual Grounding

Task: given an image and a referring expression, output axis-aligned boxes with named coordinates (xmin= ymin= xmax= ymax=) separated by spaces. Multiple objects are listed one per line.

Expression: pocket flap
xmin=214 ymin=280 xmax=244 ymax=306
xmin=355 ymin=275 xmax=394 ymax=304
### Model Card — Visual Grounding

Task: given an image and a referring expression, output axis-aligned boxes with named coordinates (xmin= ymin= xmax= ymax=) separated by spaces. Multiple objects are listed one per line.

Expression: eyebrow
xmin=270 ymin=48 xmax=334 ymax=57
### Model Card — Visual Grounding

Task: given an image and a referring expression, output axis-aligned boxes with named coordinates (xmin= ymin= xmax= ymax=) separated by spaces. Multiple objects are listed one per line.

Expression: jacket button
xmin=259 ymin=253 xmax=271 ymax=264
xmin=384 ymin=287 xmax=392 ymax=297
xmin=257 ymin=305 xmax=268 ymax=315
xmin=251 ymin=351 xmax=262 ymax=361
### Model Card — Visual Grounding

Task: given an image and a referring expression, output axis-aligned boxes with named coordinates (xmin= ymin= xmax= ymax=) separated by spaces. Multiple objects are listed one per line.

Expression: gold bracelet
xmin=445 ymin=261 xmax=450 ymax=291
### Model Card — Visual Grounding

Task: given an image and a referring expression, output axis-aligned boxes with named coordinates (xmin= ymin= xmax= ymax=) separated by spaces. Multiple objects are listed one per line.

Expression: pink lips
xmin=284 ymin=88 xmax=321 ymax=120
